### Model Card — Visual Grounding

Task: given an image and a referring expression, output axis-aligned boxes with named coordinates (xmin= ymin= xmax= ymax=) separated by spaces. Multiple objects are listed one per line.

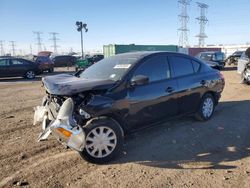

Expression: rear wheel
xmin=25 ymin=70 xmax=35 ymax=79
xmin=79 ymin=117 xmax=123 ymax=164
xmin=195 ymin=93 xmax=215 ymax=121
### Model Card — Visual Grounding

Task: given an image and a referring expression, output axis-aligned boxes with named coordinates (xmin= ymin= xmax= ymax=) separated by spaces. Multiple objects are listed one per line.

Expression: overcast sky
xmin=0 ymin=0 xmax=250 ymax=54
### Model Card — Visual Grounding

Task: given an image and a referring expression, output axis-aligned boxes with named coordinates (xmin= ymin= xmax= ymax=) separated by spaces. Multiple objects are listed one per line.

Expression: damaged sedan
xmin=34 ymin=51 xmax=225 ymax=163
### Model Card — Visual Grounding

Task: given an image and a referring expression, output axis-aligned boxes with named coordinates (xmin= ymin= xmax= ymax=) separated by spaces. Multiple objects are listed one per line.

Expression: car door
xmin=126 ymin=54 xmax=179 ymax=130
xmin=168 ymin=55 xmax=203 ymax=114
xmin=9 ymin=59 xmax=27 ymax=76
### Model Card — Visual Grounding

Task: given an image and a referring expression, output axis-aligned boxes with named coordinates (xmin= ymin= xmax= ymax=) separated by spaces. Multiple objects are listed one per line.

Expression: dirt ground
xmin=0 ymin=67 xmax=250 ymax=188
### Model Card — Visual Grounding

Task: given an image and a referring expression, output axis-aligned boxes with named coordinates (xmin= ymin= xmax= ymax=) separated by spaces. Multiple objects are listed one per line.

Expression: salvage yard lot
xmin=0 ymin=67 xmax=250 ymax=188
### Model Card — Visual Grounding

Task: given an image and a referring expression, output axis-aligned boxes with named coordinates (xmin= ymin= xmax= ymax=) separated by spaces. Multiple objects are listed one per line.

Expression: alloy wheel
xmin=202 ymin=97 xmax=214 ymax=118
xmin=26 ymin=71 xmax=35 ymax=79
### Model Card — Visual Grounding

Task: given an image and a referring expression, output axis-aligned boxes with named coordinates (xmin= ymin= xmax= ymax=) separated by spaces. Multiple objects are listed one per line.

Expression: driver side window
xmin=133 ymin=56 xmax=171 ymax=82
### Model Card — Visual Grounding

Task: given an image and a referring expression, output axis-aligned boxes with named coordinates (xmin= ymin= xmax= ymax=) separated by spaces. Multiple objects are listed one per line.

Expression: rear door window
xmin=133 ymin=55 xmax=171 ymax=82
xmin=11 ymin=59 xmax=24 ymax=65
xmin=169 ymin=56 xmax=194 ymax=78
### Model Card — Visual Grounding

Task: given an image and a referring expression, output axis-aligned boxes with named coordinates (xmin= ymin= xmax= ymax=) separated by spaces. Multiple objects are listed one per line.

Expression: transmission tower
xmin=0 ymin=40 xmax=5 ymax=56
xmin=178 ymin=0 xmax=191 ymax=47
xmin=195 ymin=2 xmax=209 ymax=47
xmin=30 ymin=44 xmax=33 ymax=54
xmin=9 ymin=41 xmax=16 ymax=56
xmin=49 ymin=32 xmax=59 ymax=54
xmin=33 ymin=31 xmax=43 ymax=53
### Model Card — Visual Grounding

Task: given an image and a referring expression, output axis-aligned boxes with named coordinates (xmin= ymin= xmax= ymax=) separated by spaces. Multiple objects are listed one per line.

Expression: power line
xmin=195 ymin=2 xmax=209 ymax=47
xmin=9 ymin=41 xmax=16 ymax=56
xmin=0 ymin=40 xmax=5 ymax=56
xmin=33 ymin=31 xmax=43 ymax=53
xmin=178 ymin=0 xmax=191 ymax=47
xmin=49 ymin=32 xmax=59 ymax=54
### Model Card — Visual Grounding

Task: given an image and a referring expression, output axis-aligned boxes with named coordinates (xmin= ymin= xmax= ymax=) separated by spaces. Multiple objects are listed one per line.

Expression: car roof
xmin=54 ymin=55 xmax=73 ymax=58
xmin=112 ymin=51 xmax=188 ymax=60
xmin=199 ymin=51 xmax=223 ymax=54
xmin=0 ymin=57 xmax=32 ymax=61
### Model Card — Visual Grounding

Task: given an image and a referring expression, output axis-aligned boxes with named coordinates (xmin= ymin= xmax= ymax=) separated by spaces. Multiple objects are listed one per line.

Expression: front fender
xmin=82 ymin=95 xmax=114 ymax=117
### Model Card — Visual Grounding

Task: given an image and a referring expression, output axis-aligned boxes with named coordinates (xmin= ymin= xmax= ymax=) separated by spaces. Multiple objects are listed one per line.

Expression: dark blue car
xmin=0 ymin=57 xmax=40 ymax=79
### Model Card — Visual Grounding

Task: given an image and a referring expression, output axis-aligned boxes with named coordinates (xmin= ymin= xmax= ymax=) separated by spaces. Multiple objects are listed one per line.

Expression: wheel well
xmin=86 ymin=116 xmax=125 ymax=137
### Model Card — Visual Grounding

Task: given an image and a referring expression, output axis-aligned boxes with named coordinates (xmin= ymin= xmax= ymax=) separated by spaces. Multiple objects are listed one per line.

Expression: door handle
xmin=165 ymin=87 xmax=174 ymax=93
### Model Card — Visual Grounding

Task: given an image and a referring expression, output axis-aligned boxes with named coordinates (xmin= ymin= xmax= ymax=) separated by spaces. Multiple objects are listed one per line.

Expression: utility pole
xmin=9 ymin=41 xmax=16 ymax=56
xmin=76 ymin=21 xmax=88 ymax=58
xmin=178 ymin=0 xmax=191 ymax=47
xmin=196 ymin=2 xmax=209 ymax=47
xmin=0 ymin=40 xmax=5 ymax=56
xmin=33 ymin=31 xmax=43 ymax=53
xmin=49 ymin=32 xmax=59 ymax=54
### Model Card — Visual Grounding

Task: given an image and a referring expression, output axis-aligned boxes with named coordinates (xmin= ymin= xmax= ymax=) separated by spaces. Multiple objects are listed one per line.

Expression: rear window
xmin=192 ymin=60 xmax=200 ymax=72
xmin=215 ymin=53 xmax=224 ymax=61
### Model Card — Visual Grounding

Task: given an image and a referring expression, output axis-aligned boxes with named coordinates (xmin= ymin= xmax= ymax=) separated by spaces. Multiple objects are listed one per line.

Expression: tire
xmin=25 ymin=70 xmax=36 ymax=79
xmin=195 ymin=93 xmax=215 ymax=121
xmin=79 ymin=117 xmax=124 ymax=164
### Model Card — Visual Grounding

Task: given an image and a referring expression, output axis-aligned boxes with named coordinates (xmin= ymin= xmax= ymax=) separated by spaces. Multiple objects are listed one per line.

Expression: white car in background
xmin=237 ymin=51 xmax=249 ymax=74
xmin=237 ymin=50 xmax=250 ymax=84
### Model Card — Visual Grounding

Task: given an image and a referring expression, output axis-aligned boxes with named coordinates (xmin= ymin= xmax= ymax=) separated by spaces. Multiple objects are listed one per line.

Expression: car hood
xmin=42 ymin=74 xmax=116 ymax=95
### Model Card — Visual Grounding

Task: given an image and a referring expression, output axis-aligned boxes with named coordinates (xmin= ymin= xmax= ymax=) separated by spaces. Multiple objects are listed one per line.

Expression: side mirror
xmin=130 ymin=75 xmax=149 ymax=87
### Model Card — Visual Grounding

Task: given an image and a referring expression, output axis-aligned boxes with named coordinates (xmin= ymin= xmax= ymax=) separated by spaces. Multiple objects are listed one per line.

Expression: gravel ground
xmin=0 ymin=67 xmax=250 ymax=188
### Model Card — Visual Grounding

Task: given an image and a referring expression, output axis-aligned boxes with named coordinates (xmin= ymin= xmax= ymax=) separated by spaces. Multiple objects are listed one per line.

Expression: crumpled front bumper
xmin=34 ymin=98 xmax=86 ymax=152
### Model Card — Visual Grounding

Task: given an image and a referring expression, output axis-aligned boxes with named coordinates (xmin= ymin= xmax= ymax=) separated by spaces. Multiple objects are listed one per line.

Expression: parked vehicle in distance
xmin=237 ymin=51 xmax=250 ymax=84
xmin=52 ymin=55 xmax=77 ymax=67
xmin=34 ymin=52 xmax=225 ymax=163
xmin=196 ymin=51 xmax=225 ymax=70
xmin=35 ymin=56 xmax=54 ymax=73
xmin=75 ymin=54 xmax=104 ymax=71
xmin=226 ymin=51 xmax=244 ymax=65
xmin=91 ymin=54 xmax=104 ymax=63
xmin=75 ymin=57 xmax=93 ymax=71
xmin=0 ymin=57 xmax=40 ymax=79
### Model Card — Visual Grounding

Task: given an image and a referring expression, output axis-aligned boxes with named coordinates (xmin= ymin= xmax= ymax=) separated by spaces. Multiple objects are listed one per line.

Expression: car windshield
xmin=233 ymin=51 xmax=243 ymax=56
xmin=78 ymin=56 xmax=138 ymax=81
xmin=199 ymin=53 xmax=213 ymax=61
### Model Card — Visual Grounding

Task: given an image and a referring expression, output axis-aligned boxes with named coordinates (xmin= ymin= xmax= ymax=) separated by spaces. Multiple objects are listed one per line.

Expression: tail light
xmin=218 ymin=72 xmax=225 ymax=88
xmin=218 ymin=72 xmax=225 ymax=81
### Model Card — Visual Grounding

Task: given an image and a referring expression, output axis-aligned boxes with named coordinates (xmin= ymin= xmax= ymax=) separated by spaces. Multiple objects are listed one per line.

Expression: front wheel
xmin=79 ymin=117 xmax=124 ymax=164
xmin=195 ymin=93 xmax=215 ymax=121
xmin=25 ymin=70 xmax=36 ymax=79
